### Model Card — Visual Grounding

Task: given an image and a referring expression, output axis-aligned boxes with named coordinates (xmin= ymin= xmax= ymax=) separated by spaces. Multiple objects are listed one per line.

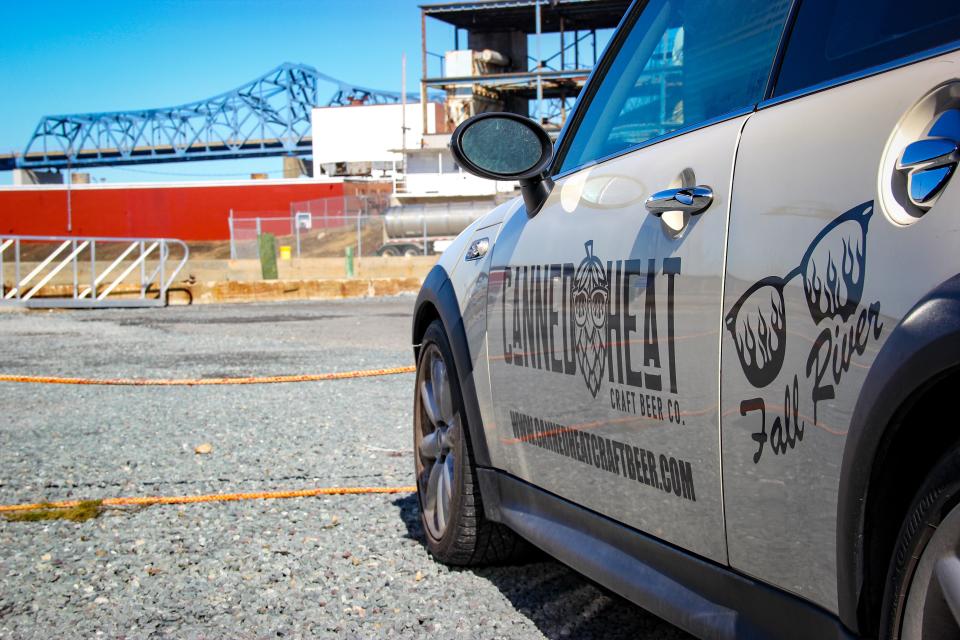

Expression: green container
xmin=258 ymin=232 xmax=278 ymax=280
xmin=345 ymin=246 xmax=354 ymax=278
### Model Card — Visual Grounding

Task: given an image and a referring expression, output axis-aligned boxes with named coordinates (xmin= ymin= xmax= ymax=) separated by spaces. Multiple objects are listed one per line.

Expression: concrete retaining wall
xmin=7 ymin=276 xmax=423 ymax=306
xmin=6 ymin=256 xmax=436 ymax=287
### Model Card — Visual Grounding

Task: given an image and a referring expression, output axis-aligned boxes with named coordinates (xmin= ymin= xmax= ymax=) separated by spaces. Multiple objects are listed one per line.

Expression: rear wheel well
xmin=861 ymin=367 xmax=960 ymax=635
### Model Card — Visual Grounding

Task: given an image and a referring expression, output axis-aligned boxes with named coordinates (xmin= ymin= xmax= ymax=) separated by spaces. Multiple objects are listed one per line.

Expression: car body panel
xmin=431 ymin=202 xmax=506 ymax=284
xmin=459 ymin=215 xmax=513 ymax=461
xmin=479 ymin=467 xmax=856 ymax=640
xmin=482 ymin=115 xmax=749 ymax=563
xmin=721 ymin=50 xmax=960 ymax=612
xmin=412 ymin=3 xmax=960 ymax=635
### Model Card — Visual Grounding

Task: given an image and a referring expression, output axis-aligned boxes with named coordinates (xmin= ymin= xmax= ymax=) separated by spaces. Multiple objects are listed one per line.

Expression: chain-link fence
xmin=228 ymin=195 xmax=487 ymax=260
xmin=229 ymin=214 xmax=396 ymax=259
xmin=289 ymin=193 xmax=392 ymax=220
xmin=229 ymin=194 xmax=389 ymax=259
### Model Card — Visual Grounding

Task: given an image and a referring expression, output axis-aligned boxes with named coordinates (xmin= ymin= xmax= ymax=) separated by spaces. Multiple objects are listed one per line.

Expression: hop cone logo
xmin=573 ymin=241 xmax=609 ymax=397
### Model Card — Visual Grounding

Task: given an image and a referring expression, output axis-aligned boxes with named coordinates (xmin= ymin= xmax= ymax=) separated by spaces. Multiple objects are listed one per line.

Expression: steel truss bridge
xmin=1 ymin=63 xmax=425 ymax=171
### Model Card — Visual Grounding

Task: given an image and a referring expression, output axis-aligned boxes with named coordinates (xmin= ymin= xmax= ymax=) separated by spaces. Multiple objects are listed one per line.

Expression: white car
xmin=411 ymin=1 xmax=960 ymax=638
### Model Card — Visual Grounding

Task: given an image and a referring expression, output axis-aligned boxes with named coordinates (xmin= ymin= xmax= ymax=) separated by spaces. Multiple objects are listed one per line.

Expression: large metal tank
xmin=383 ymin=202 xmax=491 ymax=239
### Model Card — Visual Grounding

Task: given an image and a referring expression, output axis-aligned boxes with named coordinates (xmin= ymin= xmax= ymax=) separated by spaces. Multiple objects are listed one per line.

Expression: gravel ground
xmin=0 ymin=297 xmax=691 ymax=639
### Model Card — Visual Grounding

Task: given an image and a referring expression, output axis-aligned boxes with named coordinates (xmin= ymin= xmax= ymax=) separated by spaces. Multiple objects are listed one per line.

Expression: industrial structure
xmin=420 ymin=0 xmax=631 ymax=131
xmin=0 ymin=0 xmax=631 ymax=178
xmin=0 ymin=0 xmax=632 ymax=252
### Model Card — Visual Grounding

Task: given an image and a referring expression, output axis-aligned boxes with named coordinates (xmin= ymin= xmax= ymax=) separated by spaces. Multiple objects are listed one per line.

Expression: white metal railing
xmin=0 ymin=235 xmax=189 ymax=308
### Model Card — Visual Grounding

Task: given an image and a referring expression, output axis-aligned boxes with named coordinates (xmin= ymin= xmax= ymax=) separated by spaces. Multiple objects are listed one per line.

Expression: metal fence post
xmin=139 ymin=240 xmax=146 ymax=299
xmin=14 ymin=239 xmax=21 ymax=299
xmin=228 ymin=209 xmax=236 ymax=260
xmin=295 ymin=216 xmax=301 ymax=258
xmin=356 ymin=214 xmax=362 ymax=260
xmin=71 ymin=239 xmax=78 ymax=298
xmin=256 ymin=217 xmax=262 ymax=238
xmin=423 ymin=216 xmax=427 ymax=255
xmin=90 ymin=240 xmax=97 ymax=300
xmin=159 ymin=240 xmax=167 ymax=301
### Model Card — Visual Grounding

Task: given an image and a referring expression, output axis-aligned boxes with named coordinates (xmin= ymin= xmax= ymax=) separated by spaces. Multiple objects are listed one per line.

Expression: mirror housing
xmin=449 ymin=112 xmax=554 ymax=216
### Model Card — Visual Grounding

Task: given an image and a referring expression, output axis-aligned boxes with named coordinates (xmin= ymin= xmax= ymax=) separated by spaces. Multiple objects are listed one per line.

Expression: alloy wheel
xmin=415 ymin=343 xmax=460 ymax=541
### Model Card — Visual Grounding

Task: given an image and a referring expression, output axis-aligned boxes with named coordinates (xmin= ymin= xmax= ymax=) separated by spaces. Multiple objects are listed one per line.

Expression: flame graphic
xmin=726 ymin=277 xmax=788 ymax=388
xmin=801 ymin=205 xmax=872 ymax=324
xmin=725 ymin=201 xmax=876 ymax=398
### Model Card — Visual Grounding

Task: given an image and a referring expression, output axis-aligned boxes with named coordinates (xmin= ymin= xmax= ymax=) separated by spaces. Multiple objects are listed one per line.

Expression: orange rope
xmin=0 ymin=365 xmax=415 ymax=386
xmin=0 ymin=485 xmax=417 ymax=513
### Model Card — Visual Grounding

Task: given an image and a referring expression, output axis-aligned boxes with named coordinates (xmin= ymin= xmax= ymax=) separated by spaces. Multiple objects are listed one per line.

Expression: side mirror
xmin=450 ymin=112 xmax=554 ymax=216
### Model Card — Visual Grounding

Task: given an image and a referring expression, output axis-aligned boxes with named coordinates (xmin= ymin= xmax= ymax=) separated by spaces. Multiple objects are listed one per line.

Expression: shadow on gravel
xmin=392 ymin=494 xmax=691 ymax=640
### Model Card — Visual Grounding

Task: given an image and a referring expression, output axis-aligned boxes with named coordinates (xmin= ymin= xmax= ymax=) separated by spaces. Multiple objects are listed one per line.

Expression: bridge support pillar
xmin=283 ymin=156 xmax=313 ymax=179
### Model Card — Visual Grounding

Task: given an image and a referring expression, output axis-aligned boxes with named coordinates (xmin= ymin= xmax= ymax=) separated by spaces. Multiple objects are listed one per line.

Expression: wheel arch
xmin=837 ymin=273 xmax=960 ymax=635
xmin=413 ymin=265 xmax=492 ymax=467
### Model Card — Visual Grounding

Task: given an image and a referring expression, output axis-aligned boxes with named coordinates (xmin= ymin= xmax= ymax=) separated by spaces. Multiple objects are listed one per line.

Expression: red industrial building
xmin=0 ymin=178 xmax=382 ymax=241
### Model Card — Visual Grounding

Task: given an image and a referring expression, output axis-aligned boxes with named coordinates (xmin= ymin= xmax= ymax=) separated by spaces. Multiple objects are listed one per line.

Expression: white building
xmin=310 ymin=102 xmax=517 ymax=202
xmin=310 ymin=102 xmax=444 ymax=177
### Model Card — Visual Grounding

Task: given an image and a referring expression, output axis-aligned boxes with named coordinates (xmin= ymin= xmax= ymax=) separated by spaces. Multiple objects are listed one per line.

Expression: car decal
xmin=507 ymin=409 xmax=697 ymax=503
xmin=725 ymin=201 xmax=884 ymax=463
xmin=496 ymin=244 xmax=684 ymax=426
xmin=573 ymin=241 xmax=610 ymax=398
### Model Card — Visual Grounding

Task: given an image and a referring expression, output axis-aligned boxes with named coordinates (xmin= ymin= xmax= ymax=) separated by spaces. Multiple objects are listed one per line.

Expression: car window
xmin=557 ymin=0 xmax=791 ymax=174
xmin=774 ymin=0 xmax=960 ymax=98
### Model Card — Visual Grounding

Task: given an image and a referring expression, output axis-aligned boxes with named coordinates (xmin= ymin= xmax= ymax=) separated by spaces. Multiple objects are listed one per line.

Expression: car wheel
xmin=881 ymin=447 xmax=960 ymax=639
xmin=414 ymin=319 xmax=526 ymax=565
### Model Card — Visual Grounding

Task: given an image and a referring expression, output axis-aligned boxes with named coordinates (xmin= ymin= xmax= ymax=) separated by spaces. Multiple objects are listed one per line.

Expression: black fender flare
xmin=837 ymin=274 xmax=960 ymax=632
xmin=413 ymin=264 xmax=492 ymax=468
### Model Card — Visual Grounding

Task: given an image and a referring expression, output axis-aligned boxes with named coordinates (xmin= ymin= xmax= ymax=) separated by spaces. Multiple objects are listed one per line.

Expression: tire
xmin=880 ymin=447 xmax=960 ymax=640
xmin=414 ymin=319 xmax=526 ymax=565
xmin=403 ymin=246 xmax=421 ymax=257
xmin=380 ymin=246 xmax=401 ymax=257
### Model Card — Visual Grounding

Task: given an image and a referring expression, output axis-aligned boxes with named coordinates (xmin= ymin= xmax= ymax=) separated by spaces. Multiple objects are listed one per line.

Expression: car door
xmin=483 ymin=0 xmax=792 ymax=562
xmin=720 ymin=0 xmax=960 ymax=613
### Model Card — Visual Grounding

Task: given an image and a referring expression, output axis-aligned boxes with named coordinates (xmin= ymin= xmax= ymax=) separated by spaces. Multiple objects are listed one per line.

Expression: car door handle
xmin=644 ymin=186 xmax=714 ymax=217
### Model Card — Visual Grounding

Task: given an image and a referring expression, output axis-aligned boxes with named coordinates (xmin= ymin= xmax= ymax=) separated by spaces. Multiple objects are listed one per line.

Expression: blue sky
xmin=0 ymin=0 xmax=454 ymax=184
